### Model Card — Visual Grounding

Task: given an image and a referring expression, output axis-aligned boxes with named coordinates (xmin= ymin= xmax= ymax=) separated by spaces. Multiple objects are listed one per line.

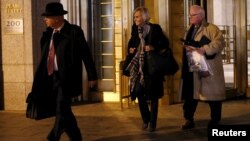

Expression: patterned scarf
xmin=126 ymin=24 xmax=150 ymax=92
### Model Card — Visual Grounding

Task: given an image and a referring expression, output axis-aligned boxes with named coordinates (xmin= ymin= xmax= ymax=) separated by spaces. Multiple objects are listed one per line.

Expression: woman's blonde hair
xmin=133 ymin=7 xmax=151 ymax=22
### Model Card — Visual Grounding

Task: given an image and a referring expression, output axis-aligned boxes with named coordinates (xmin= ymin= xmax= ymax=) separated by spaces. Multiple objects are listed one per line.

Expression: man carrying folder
xmin=180 ymin=5 xmax=226 ymax=130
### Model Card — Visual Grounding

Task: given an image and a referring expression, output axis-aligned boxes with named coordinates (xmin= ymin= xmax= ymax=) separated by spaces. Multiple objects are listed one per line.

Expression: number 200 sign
xmin=5 ymin=19 xmax=23 ymax=34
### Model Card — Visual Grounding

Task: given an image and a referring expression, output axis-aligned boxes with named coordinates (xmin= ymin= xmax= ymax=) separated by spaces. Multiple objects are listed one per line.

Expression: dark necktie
xmin=191 ymin=25 xmax=199 ymax=39
xmin=47 ymin=30 xmax=58 ymax=75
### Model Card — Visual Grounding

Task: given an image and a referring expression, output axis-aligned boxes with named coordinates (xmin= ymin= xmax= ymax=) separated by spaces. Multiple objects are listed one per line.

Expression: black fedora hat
xmin=41 ymin=2 xmax=68 ymax=16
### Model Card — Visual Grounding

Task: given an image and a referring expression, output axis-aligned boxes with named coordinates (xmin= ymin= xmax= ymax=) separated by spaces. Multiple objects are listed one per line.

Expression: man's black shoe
xmin=181 ymin=120 xmax=195 ymax=130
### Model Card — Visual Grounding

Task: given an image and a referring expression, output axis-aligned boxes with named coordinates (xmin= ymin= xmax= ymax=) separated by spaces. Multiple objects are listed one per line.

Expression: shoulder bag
xmin=147 ymin=48 xmax=179 ymax=76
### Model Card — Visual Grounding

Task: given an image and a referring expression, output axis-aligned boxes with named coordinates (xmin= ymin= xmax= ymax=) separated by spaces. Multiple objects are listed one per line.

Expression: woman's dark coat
xmin=125 ymin=23 xmax=169 ymax=100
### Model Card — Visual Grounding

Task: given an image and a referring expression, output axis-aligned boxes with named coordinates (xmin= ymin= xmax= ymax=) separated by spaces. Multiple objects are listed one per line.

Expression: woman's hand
xmin=129 ymin=47 xmax=136 ymax=54
xmin=144 ymin=45 xmax=154 ymax=52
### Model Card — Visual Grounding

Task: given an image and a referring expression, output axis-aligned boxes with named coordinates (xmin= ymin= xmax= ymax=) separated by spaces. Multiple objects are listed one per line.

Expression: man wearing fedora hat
xmin=29 ymin=2 xmax=97 ymax=141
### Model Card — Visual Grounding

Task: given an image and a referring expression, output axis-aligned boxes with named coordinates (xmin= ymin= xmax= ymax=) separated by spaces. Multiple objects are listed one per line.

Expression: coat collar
xmin=45 ymin=20 xmax=71 ymax=37
xmin=195 ymin=20 xmax=209 ymax=35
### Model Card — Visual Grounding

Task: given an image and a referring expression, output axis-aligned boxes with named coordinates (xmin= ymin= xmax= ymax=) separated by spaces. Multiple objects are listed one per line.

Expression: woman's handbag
xmin=147 ymin=48 xmax=179 ymax=76
xmin=121 ymin=55 xmax=133 ymax=76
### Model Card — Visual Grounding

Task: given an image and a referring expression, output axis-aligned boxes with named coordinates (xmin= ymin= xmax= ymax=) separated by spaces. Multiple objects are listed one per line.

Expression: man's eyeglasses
xmin=189 ymin=13 xmax=200 ymax=17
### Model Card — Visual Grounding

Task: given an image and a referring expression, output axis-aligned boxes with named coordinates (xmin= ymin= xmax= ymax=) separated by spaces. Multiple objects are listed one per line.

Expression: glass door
xmin=209 ymin=0 xmax=248 ymax=97
xmin=211 ymin=0 xmax=236 ymax=90
xmin=92 ymin=0 xmax=114 ymax=91
xmin=247 ymin=0 xmax=250 ymax=96
xmin=247 ymin=0 xmax=250 ymax=83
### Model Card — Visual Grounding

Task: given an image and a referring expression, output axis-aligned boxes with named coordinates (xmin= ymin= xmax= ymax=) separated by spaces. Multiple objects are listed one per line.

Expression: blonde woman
xmin=125 ymin=7 xmax=169 ymax=132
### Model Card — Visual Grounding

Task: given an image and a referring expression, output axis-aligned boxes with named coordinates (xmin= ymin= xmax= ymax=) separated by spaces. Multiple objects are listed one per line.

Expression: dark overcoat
xmin=126 ymin=23 xmax=169 ymax=100
xmin=31 ymin=20 xmax=97 ymax=98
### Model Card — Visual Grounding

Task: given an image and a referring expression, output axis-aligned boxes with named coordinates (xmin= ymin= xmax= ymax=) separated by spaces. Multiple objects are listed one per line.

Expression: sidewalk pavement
xmin=0 ymin=98 xmax=250 ymax=141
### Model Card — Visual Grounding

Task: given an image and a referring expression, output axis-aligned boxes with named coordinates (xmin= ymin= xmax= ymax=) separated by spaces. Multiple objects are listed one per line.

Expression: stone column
xmin=0 ymin=0 xmax=58 ymax=110
xmin=1 ymin=0 xmax=31 ymax=110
